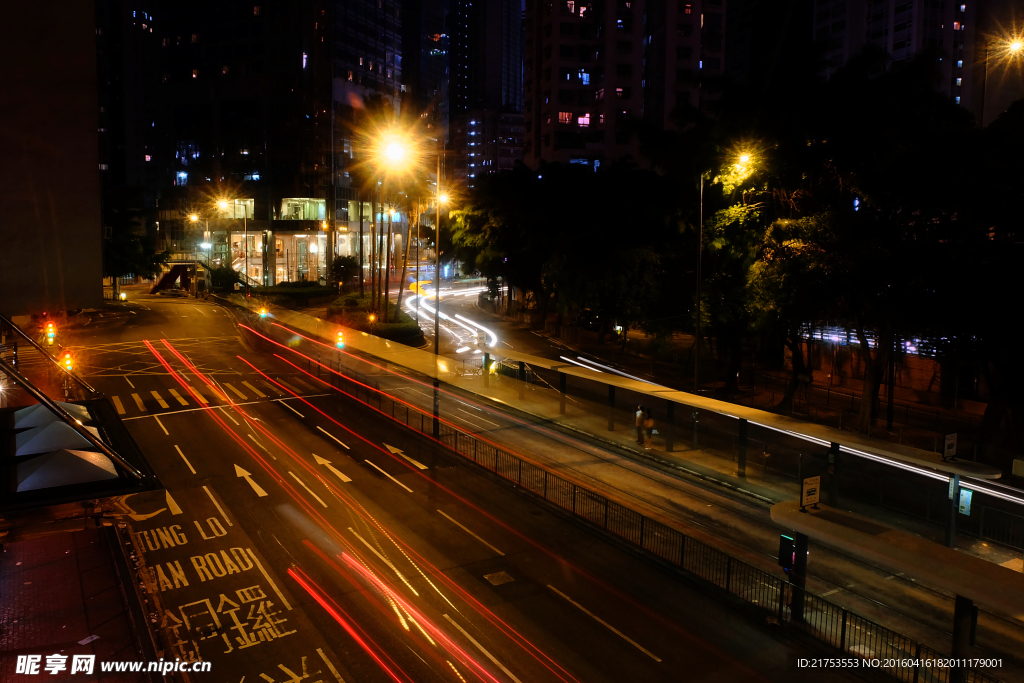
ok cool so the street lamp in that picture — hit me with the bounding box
[980,33,1024,126]
[695,150,755,393]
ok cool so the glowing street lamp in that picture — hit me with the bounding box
[980,32,1024,125]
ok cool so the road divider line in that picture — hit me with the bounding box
[438,510,504,556]
[317,426,350,449]
[278,400,305,418]
[203,485,235,525]
[456,407,500,428]
[124,376,135,389]
[547,585,661,662]
[248,548,291,610]
[248,433,276,460]
[168,388,189,406]
[151,390,170,409]
[111,396,126,415]
[174,445,196,474]
[364,460,413,493]
[131,393,147,412]
[442,614,522,683]
[153,415,169,435]
[224,382,248,400]
[288,471,328,507]
[242,380,267,398]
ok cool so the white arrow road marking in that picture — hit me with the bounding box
[317,426,350,449]
[364,460,413,493]
[384,443,427,470]
[234,465,268,498]
[166,490,183,515]
[313,454,352,482]
[288,471,328,507]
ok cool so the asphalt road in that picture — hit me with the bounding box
[59,291,866,683]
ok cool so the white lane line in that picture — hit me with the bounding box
[248,433,276,460]
[203,485,233,527]
[242,380,267,398]
[437,510,504,556]
[456,407,500,428]
[153,415,169,435]
[278,400,305,418]
[151,390,170,409]
[348,527,415,589]
[317,426,350,449]
[396,386,433,399]
[218,406,240,425]
[111,396,126,415]
[316,648,345,683]
[168,388,189,406]
[174,445,196,474]
[547,585,661,662]
[125,376,135,389]
[450,412,488,431]
[364,460,413,493]
[443,615,522,683]
[247,548,291,610]
[288,471,328,507]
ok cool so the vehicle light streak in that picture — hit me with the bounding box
[287,567,414,683]
[571,356,657,385]
[234,351,746,683]
[453,314,497,347]
[558,356,604,372]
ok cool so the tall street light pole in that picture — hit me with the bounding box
[694,171,705,393]
[433,150,447,438]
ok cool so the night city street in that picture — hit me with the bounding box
[4,1,1024,682]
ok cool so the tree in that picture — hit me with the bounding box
[329,255,360,290]
[102,208,168,295]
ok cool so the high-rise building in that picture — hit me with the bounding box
[401,0,450,142]
[450,0,525,185]
[523,0,726,168]
[1,2,104,314]
[813,0,979,113]
[153,0,406,285]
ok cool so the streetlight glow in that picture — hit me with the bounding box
[739,154,751,164]
[1011,39,1024,53]
[438,193,450,204]
[218,200,229,210]
[189,213,199,222]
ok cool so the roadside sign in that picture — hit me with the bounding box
[800,476,820,510]
[944,433,958,460]
[959,488,973,516]
[949,476,956,500]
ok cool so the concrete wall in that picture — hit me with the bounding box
[0,1,103,316]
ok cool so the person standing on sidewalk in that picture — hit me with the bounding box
[635,405,646,446]
[644,408,655,450]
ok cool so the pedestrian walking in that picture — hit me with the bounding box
[644,409,655,450]
[635,405,646,446]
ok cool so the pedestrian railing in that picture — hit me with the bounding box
[300,353,1004,683]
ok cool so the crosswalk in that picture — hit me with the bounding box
[107,375,323,418]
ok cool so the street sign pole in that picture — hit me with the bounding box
[945,473,960,548]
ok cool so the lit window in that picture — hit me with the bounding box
[578,113,590,127]
[960,4,965,11]
[145,155,151,161]
[599,114,605,123]
[360,57,364,65]
[303,52,308,68]
[579,69,590,84]
[222,65,230,75]
[953,21,960,30]
[347,70,353,81]
[566,0,574,11]
[191,33,198,43]
[254,5,261,15]
[617,19,623,28]
[955,96,961,104]
[957,60,963,67]
[192,69,198,78]
[558,111,572,124]
[595,88,604,101]
[956,77,962,86]
[615,87,624,97]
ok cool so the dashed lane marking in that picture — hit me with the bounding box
[151,390,170,409]
[317,426,350,449]
[288,471,328,507]
[364,460,413,493]
[174,445,196,474]
[168,388,189,406]
[242,381,267,398]
[224,382,248,400]
[111,396,126,415]
[131,393,147,412]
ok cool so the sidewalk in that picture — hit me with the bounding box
[0,528,148,682]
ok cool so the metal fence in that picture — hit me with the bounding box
[304,356,1003,683]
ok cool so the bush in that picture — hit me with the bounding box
[325,293,424,345]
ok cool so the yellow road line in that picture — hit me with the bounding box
[111,396,126,415]
[168,388,189,406]
[224,382,248,400]
[131,393,147,412]
[151,391,170,409]
[242,380,267,398]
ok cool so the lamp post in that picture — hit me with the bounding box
[980,36,1024,127]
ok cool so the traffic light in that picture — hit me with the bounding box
[63,352,74,372]
[778,534,795,571]
[46,322,56,345]
[259,308,268,318]
[336,331,345,349]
